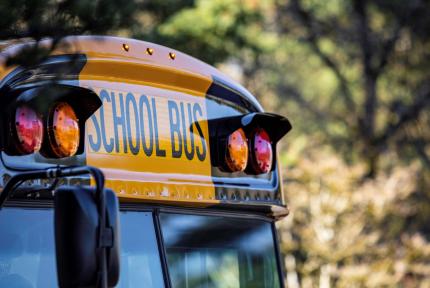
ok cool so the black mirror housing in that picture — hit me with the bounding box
[54,186,120,287]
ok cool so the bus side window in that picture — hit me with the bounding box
[160,213,281,288]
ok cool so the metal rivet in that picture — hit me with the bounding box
[169,52,176,60]
[122,44,130,52]
[146,48,154,55]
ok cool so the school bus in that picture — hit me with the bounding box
[0,36,291,288]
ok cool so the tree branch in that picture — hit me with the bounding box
[374,25,402,76]
[353,0,380,145]
[414,139,430,170]
[278,82,349,125]
[353,0,374,77]
[374,0,424,76]
[376,82,430,147]
[289,0,356,114]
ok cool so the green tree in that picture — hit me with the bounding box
[135,0,430,178]
[130,1,430,286]
[0,0,139,66]
[275,0,430,177]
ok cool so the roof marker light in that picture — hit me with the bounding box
[146,48,154,55]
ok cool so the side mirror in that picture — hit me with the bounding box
[54,186,120,287]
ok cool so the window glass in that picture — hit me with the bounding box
[117,211,164,288]
[160,213,281,288]
[0,208,56,288]
[0,208,164,288]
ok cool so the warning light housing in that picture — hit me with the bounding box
[225,128,248,172]
[208,112,291,176]
[1,84,101,158]
[44,102,80,158]
[12,105,43,155]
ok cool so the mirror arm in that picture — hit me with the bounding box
[0,165,110,288]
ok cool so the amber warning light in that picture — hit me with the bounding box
[225,128,248,172]
[45,102,80,158]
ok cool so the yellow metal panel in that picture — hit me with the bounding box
[80,61,217,204]
[79,57,212,96]
[0,36,237,205]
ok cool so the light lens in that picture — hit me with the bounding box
[251,128,273,174]
[225,128,248,172]
[14,106,43,154]
[48,102,80,157]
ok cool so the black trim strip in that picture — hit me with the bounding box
[153,208,172,288]
[272,223,286,288]
[158,206,274,222]
[206,76,262,113]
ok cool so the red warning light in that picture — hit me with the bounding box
[250,128,273,174]
[14,105,43,154]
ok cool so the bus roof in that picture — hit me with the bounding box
[0,36,289,219]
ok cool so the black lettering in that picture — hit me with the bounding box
[88,114,101,152]
[152,98,166,157]
[125,93,140,155]
[168,100,182,158]
[99,90,114,153]
[111,92,128,153]
[193,103,207,161]
[139,94,154,156]
[181,103,195,160]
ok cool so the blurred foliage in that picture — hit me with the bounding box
[279,144,430,287]
[129,0,430,177]
[1,0,430,286]
[132,0,430,286]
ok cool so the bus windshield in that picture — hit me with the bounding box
[160,213,281,288]
[0,208,282,288]
[0,208,164,288]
